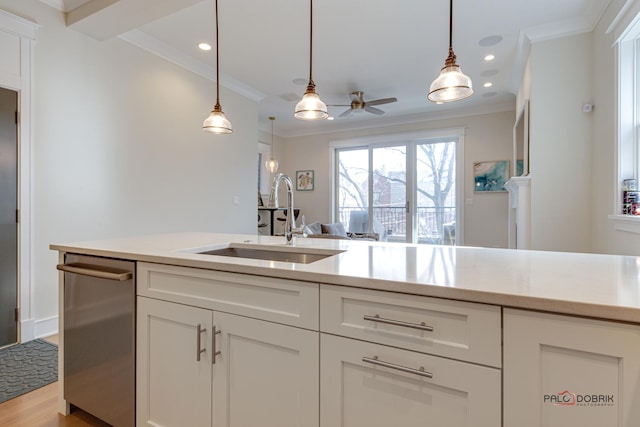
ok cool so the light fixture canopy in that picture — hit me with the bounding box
[428,0,473,103]
[294,0,328,120]
[265,116,279,173]
[203,0,233,134]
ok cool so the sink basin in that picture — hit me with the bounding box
[196,244,343,264]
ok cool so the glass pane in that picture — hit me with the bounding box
[373,146,406,242]
[336,149,369,233]
[416,140,457,245]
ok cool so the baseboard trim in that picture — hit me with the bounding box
[34,315,59,339]
[19,316,58,342]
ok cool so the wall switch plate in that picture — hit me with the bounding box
[232,196,240,206]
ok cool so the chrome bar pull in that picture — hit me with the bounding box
[196,324,207,362]
[57,263,133,281]
[362,355,433,379]
[212,326,222,365]
[363,314,434,332]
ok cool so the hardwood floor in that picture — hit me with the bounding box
[0,335,110,427]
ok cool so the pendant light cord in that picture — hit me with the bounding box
[448,0,453,50]
[270,117,274,157]
[309,0,314,83]
[215,0,221,108]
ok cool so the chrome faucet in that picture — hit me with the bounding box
[270,173,302,245]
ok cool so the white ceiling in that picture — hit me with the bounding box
[50,0,610,137]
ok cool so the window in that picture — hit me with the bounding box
[333,130,464,245]
[613,11,640,231]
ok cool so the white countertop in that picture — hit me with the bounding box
[51,232,640,323]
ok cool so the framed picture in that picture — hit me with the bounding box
[296,170,314,191]
[474,161,509,192]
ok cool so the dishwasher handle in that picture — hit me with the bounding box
[57,262,133,281]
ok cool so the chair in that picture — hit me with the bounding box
[348,211,387,241]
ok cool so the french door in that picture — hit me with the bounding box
[335,134,461,245]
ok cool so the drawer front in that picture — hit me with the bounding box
[321,285,501,367]
[137,262,319,330]
[321,334,501,427]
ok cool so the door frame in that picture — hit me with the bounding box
[331,128,465,245]
[0,10,37,342]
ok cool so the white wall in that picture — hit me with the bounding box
[529,33,593,253]
[0,1,258,335]
[279,110,515,248]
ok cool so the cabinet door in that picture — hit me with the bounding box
[137,297,213,427]
[321,334,501,427]
[212,312,319,427]
[504,308,640,427]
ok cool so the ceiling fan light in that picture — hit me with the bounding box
[294,88,328,120]
[428,63,473,103]
[203,106,233,134]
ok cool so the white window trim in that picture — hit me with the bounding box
[611,10,640,233]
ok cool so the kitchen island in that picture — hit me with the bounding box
[52,232,640,427]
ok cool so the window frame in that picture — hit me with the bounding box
[610,13,640,233]
[330,128,465,244]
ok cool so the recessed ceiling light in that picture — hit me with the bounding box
[478,35,503,47]
[481,69,499,77]
[484,54,495,61]
[198,43,211,51]
[483,82,493,88]
[327,116,335,121]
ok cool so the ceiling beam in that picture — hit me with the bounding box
[66,0,202,41]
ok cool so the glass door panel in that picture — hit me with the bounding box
[336,148,369,233]
[416,141,457,245]
[372,145,407,242]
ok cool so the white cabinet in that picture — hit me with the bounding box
[137,296,319,427]
[212,311,318,427]
[321,286,502,367]
[137,297,212,427]
[321,334,501,427]
[320,286,502,426]
[504,308,640,427]
[136,262,320,427]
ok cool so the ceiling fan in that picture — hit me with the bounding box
[329,91,397,117]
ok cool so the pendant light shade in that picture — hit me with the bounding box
[294,0,328,120]
[428,0,473,103]
[203,0,233,134]
[203,106,233,134]
[265,116,279,173]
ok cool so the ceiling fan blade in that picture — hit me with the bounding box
[327,104,350,107]
[366,97,397,106]
[339,109,353,117]
[365,106,385,115]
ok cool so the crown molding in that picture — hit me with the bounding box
[118,29,266,102]
[509,1,611,94]
[39,0,66,12]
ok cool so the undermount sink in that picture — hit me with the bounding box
[195,244,344,264]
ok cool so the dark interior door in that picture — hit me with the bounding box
[0,86,18,347]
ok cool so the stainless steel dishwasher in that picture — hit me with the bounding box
[58,254,135,427]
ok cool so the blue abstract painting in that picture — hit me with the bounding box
[474,161,509,192]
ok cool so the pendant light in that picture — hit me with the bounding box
[428,0,473,103]
[265,116,279,173]
[202,0,233,134]
[294,0,328,120]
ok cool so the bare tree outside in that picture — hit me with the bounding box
[336,140,456,244]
